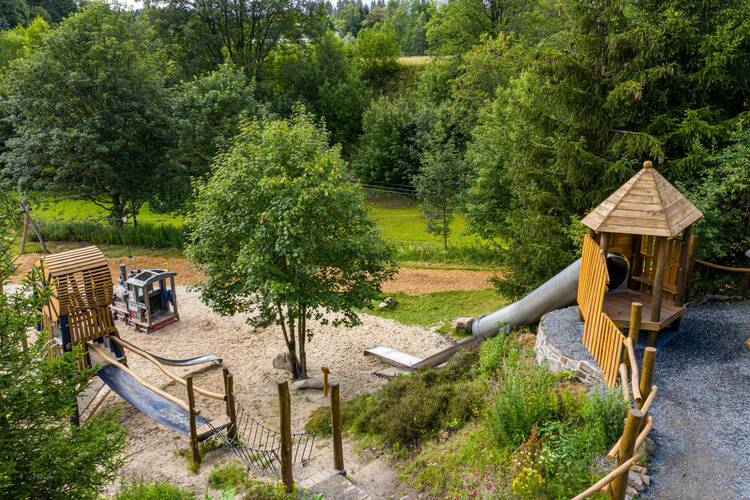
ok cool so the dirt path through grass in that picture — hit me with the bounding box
[13,250,498,294]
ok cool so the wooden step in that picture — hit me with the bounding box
[196,415,231,441]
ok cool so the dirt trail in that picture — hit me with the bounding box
[13,252,497,294]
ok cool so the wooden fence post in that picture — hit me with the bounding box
[223,368,237,440]
[610,408,643,500]
[650,237,669,325]
[277,380,294,493]
[321,367,330,397]
[330,382,345,474]
[625,302,641,376]
[638,347,656,410]
[186,376,200,466]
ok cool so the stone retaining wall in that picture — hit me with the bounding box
[534,312,604,386]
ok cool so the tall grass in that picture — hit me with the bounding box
[35,220,184,249]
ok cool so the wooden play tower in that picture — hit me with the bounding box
[580,160,703,343]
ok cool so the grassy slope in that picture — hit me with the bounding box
[365,289,503,334]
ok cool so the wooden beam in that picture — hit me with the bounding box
[331,382,345,474]
[638,347,656,410]
[610,408,643,500]
[277,380,294,492]
[186,376,200,467]
[600,232,611,255]
[650,237,669,323]
[626,302,641,377]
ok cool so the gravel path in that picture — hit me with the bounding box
[641,300,750,499]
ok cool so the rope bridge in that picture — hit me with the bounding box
[206,396,317,475]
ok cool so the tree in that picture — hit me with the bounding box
[1,3,177,227]
[167,0,329,83]
[415,138,469,250]
[467,0,750,295]
[27,0,77,23]
[186,111,396,379]
[0,16,49,68]
[164,63,263,211]
[355,27,399,84]
[0,192,127,499]
[0,0,29,29]
[353,94,436,187]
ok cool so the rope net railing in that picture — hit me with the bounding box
[206,396,316,476]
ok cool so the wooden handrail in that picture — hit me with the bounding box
[87,343,192,413]
[634,415,654,451]
[618,363,630,403]
[571,453,642,500]
[696,259,750,273]
[625,338,641,402]
[110,336,226,401]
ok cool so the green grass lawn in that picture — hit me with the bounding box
[365,288,505,334]
[31,193,501,268]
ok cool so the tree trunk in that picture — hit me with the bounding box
[443,209,448,250]
[280,306,300,379]
[112,194,125,229]
[131,202,138,229]
[297,306,307,378]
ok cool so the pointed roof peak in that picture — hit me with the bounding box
[581,162,703,238]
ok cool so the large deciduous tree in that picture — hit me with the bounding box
[0,192,127,499]
[1,3,176,227]
[186,111,396,379]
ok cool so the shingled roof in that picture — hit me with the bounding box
[581,161,703,237]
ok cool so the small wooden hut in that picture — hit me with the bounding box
[580,161,703,341]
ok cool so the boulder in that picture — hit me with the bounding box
[377,296,397,309]
[452,317,473,334]
[272,352,292,372]
[292,376,325,390]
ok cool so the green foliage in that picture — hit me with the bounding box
[1,3,176,225]
[355,27,400,84]
[186,110,396,378]
[263,30,366,150]
[0,16,50,68]
[0,0,29,29]
[491,359,558,446]
[167,63,262,210]
[36,220,184,249]
[27,0,77,24]
[115,479,194,500]
[353,94,436,187]
[208,461,298,499]
[0,191,127,499]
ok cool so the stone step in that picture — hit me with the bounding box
[298,468,371,499]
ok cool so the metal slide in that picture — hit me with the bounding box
[366,255,629,370]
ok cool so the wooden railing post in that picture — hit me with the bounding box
[610,408,643,500]
[650,237,669,324]
[321,367,330,397]
[277,380,294,493]
[638,347,656,410]
[186,376,200,466]
[223,368,237,440]
[625,302,641,376]
[330,382,345,474]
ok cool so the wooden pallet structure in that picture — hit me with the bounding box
[579,160,703,345]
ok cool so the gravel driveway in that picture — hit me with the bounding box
[641,300,750,499]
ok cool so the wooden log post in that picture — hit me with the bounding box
[610,408,643,500]
[626,302,642,376]
[321,367,330,397]
[650,237,669,324]
[600,232,611,255]
[629,235,643,290]
[675,226,693,307]
[277,380,294,493]
[638,347,656,411]
[330,382,345,474]
[223,368,237,440]
[186,376,200,467]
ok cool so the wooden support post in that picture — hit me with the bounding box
[599,232,611,255]
[630,235,643,290]
[675,226,693,307]
[277,380,294,493]
[610,408,643,500]
[625,302,641,377]
[330,382,345,475]
[638,347,656,410]
[650,237,669,323]
[321,367,330,397]
[186,376,200,467]
[223,368,237,440]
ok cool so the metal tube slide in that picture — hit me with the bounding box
[471,255,628,337]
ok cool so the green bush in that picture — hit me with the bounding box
[207,462,297,499]
[478,335,518,376]
[491,361,558,446]
[35,219,184,248]
[115,479,194,499]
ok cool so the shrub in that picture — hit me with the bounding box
[491,361,557,446]
[209,461,248,491]
[35,219,185,249]
[115,479,194,499]
[207,462,297,500]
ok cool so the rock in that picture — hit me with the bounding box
[626,486,638,497]
[630,464,647,474]
[292,376,325,390]
[377,296,397,309]
[629,470,644,491]
[272,352,292,371]
[641,473,651,486]
[452,317,473,334]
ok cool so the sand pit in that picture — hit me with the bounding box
[97,287,453,494]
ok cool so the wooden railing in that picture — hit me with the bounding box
[578,233,610,322]
[575,303,659,500]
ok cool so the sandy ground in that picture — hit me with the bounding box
[94,287,453,495]
[12,252,496,295]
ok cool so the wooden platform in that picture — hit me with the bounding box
[603,289,684,332]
